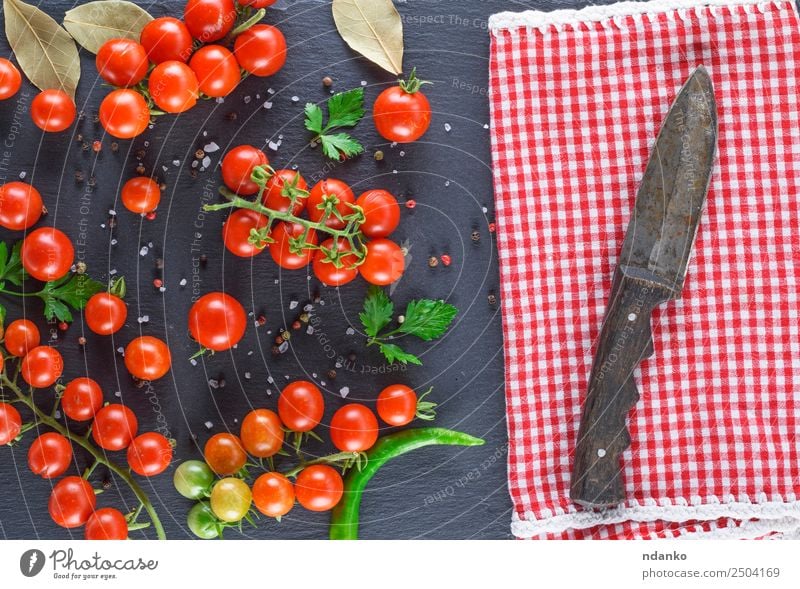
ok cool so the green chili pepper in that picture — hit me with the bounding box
[329,427,485,540]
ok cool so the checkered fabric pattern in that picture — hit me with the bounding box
[488,0,800,539]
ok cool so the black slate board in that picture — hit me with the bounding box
[0,0,583,540]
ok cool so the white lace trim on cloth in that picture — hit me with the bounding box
[489,0,785,33]
[512,500,800,539]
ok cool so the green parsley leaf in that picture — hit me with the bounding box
[378,343,422,366]
[38,274,105,322]
[320,133,365,160]
[398,299,459,341]
[361,287,459,366]
[304,88,365,161]
[359,285,394,338]
[326,88,365,128]
[304,103,323,134]
[0,241,28,286]
[0,242,7,278]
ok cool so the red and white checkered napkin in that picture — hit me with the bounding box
[488,0,800,539]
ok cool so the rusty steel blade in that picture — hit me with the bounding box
[618,67,717,295]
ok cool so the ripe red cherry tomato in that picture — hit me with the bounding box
[62,377,104,421]
[376,384,418,426]
[3,319,40,357]
[184,0,237,42]
[356,189,400,238]
[28,432,73,479]
[330,403,379,452]
[262,169,307,214]
[99,89,150,139]
[92,404,138,451]
[238,0,277,7]
[140,17,193,63]
[0,402,22,445]
[48,476,96,528]
[204,432,247,475]
[277,381,324,432]
[313,238,359,287]
[306,179,355,229]
[0,58,21,100]
[373,71,432,143]
[121,177,161,214]
[295,465,343,512]
[21,227,74,282]
[189,44,240,98]
[149,61,199,113]
[221,145,269,195]
[252,472,294,517]
[85,508,128,540]
[188,292,247,351]
[223,209,268,257]
[240,409,284,458]
[0,181,43,230]
[85,292,127,335]
[21,346,63,388]
[127,432,173,476]
[359,238,405,286]
[96,38,148,87]
[233,24,286,77]
[31,89,76,133]
[124,336,172,380]
[269,222,317,270]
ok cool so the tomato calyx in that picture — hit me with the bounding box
[415,387,438,421]
[116,501,157,533]
[398,67,432,95]
[108,276,127,298]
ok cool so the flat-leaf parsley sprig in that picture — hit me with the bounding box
[359,286,458,366]
[305,87,366,160]
[0,240,105,322]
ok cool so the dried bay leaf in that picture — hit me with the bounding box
[63,0,153,54]
[3,0,80,98]
[332,0,403,75]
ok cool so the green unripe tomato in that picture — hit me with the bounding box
[174,460,215,499]
[187,502,220,540]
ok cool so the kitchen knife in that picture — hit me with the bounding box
[570,67,718,509]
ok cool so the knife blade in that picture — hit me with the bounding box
[570,67,718,509]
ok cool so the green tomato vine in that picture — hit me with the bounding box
[0,366,166,540]
[204,164,369,269]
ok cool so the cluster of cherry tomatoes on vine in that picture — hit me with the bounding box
[218,144,407,287]
[0,0,286,138]
[0,317,173,540]
[173,379,435,538]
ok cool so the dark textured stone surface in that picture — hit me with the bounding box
[0,0,583,540]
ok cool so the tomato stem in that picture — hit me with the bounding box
[204,191,368,268]
[230,7,266,38]
[281,451,360,478]
[0,374,167,540]
[82,459,100,479]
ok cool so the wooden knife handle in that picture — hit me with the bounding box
[570,266,674,509]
